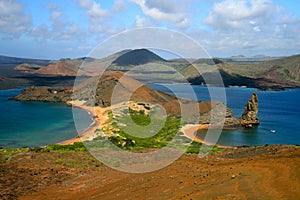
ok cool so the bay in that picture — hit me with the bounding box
[149,84,300,146]
[0,88,93,148]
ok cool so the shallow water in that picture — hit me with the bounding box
[0,88,93,148]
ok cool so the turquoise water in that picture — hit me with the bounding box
[1,85,300,148]
[149,84,300,146]
[0,88,93,148]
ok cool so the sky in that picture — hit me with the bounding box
[0,0,299,59]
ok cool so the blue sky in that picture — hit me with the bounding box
[0,0,299,59]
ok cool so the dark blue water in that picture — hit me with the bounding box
[0,88,93,148]
[149,84,300,146]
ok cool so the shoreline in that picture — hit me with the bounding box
[58,101,107,145]
[59,101,236,148]
[181,124,236,149]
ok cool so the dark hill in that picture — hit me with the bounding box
[187,69,259,87]
[187,68,300,90]
[193,58,223,65]
[112,49,166,66]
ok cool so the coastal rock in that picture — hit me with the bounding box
[11,86,72,102]
[240,91,260,127]
[199,102,240,128]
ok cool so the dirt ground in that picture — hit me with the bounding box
[1,145,299,200]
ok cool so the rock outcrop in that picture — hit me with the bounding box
[11,86,72,102]
[240,91,260,127]
[14,63,41,72]
[14,64,32,71]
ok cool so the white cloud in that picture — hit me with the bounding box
[31,24,50,38]
[77,0,108,20]
[112,0,127,12]
[50,11,63,21]
[253,26,261,32]
[177,18,190,29]
[87,2,108,18]
[0,0,31,37]
[76,0,126,36]
[130,0,190,28]
[193,0,300,57]
[134,15,148,28]
[30,3,85,42]
[204,0,281,31]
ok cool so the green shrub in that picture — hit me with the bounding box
[109,115,182,150]
[30,142,87,152]
[186,141,225,154]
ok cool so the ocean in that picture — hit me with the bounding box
[149,84,300,146]
[0,85,299,148]
[0,88,93,148]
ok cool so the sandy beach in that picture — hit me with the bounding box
[181,124,234,148]
[59,100,110,145]
[59,101,233,148]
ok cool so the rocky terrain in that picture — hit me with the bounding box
[0,145,299,200]
[10,86,73,102]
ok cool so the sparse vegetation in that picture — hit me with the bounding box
[0,147,30,162]
[32,142,87,152]
[108,112,182,150]
[0,142,87,162]
[186,141,225,154]
[128,108,151,126]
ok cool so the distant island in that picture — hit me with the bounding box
[0,49,300,90]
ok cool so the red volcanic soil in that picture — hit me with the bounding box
[14,65,32,71]
[32,62,79,76]
[1,145,299,200]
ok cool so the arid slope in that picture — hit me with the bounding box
[1,145,299,200]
